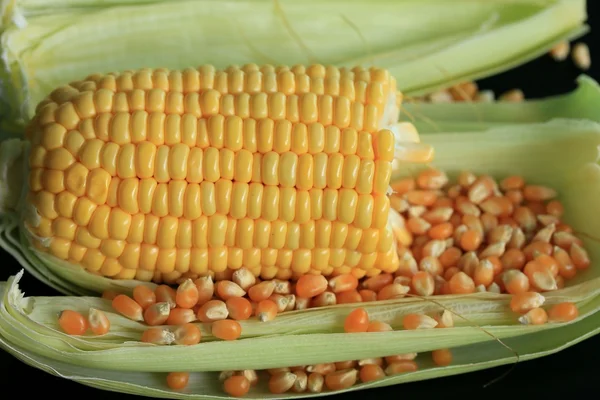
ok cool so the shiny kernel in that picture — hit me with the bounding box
[183,184,202,220]
[168,180,187,217]
[64,130,86,156]
[257,118,274,153]
[338,189,358,224]
[374,160,392,194]
[231,183,249,219]
[117,144,136,179]
[55,102,80,130]
[151,183,169,217]
[203,147,220,182]
[41,123,66,150]
[164,114,181,145]
[187,148,203,183]
[55,191,77,218]
[201,181,217,216]
[147,112,165,145]
[108,208,132,240]
[85,168,111,205]
[234,150,253,183]
[46,147,76,171]
[340,128,358,155]
[273,120,292,153]
[130,111,148,143]
[41,169,65,194]
[169,144,190,180]
[88,205,110,239]
[100,142,119,176]
[52,217,77,240]
[268,92,286,120]
[109,113,131,144]
[220,149,235,180]
[215,179,232,215]
[327,153,344,189]
[279,152,298,188]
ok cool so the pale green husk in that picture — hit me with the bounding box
[1,75,600,397]
[402,75,600,133]
[0,0,588,130]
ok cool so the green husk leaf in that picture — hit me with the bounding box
[402,75,600,133]
[0,271,599,399]
[0,0,588,125]
[1,306,598,400]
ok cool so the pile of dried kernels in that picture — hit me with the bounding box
[55,167,587,396]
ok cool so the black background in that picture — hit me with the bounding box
[2,2,600,398]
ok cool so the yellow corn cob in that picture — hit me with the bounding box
[23,64,429,284]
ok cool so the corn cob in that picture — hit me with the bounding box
[23,64,432,284]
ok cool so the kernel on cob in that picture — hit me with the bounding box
[22,63,433,286]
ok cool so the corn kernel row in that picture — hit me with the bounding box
[35,236,398,282]
[32,149,391,196]
[31,176,392,227]
[43,64,394,104]
[33,91,389,141]
[37,115,388,159]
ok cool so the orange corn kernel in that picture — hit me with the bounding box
[141,327,175,345]
[518,307,548,325]
[328,274,359,293]
[411,271,435,296]
[402,313,438,330]
[212,319,242,341]
[269,371,297,394]
[502,270,530,295]
[88,308,110,335]
[166,308,197,325]
[359,364,385,383]
[223,375,251,398]
[510,292,546,314]
[324,369,358,391]
[367,321,393,332]
[548,302,579,322]
[359,289,377,302]
[256,299,278,322]
[173,323,202,345]
[362,273,394,291]
[58,310,88,335]
[194,276,215,306]
[132,285,156,310]
[385,360,418,375]
[448,272,475,294]
[226,297,253,321]
[248,281,276,302]
[197,300,229,322]
[336,290,362,304]
[432,348,453,366]
[176,279,200,309]
[144,302,171,326]
[295,274,328,298]
[344,307,369,333]
[112,294,144,321]
[459,229,482,252]
[216,280,247,301]
[166,372,189,390]
[155,285,177,309]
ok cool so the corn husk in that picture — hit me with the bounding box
[0,0,588,131]
[403,75,600,133]
[1,74,600,397]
